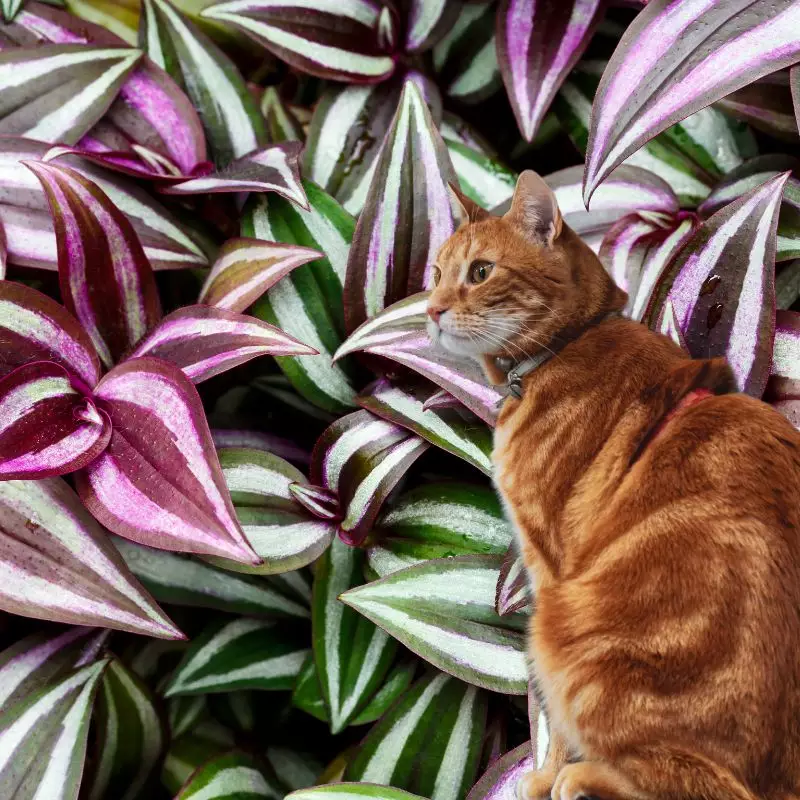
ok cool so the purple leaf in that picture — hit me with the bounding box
[599,210,699,320]
[422,388,462,411]
[791,65,800,136]
[335,294,503,426]
[311,409,429,546]
[0,361,111,480]
[405,0,460,53]
[24,159,162,369]
[77,357,260,564]
[345,79,456,333]
[0,280,100,386]
[289,483,341,521]
[584,0,800,203]
[201,0,396,84]
[0,476,182,637]
[644,173,788,397]
[466,742,534,800]
[161,143,308,208]
[129,305,317,384]
[495,544,529,617]
[199,237,322,313]
[658,299,691,354]
[44,144,183,182]
[497,0,605,141]
[211,429,311,465]
[768,310,800,428]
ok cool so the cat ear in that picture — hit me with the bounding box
[504,170,563,246]
[447,183,490,228]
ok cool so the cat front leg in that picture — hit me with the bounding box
[517,731,571,800]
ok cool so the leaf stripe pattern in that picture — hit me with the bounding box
[0,477,182,638]
[177,751,283,799]
[202,0,395,84]
[644,173,788,397]
[165,617,309,696]
[584,0,800,202]
[342,555,528,694]
[289,785,428,800]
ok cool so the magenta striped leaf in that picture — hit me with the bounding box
[311,410,429,546]
[161,143,308,208]
[77,357,260,564]
[289,483,341,521]
[466,743,536,800]
[495,545,529,617]
[0,361,111,479]
[405,0,459,52]
[644,173,788,397]
[599,211,699,321]
[43,144,184,182]
[0,477,182,637]
[129,305,316,384]
[792,65,800,136]
[335,294,503,426]
[0,280,100,386]
[768,310,800,428]
[659,298,690,353]
[344,79,456,333]
[211,429,311,466]
[0,137,209,272]
[199,238,322,313]
[584,0,800,203]
[25,159,162,369]
[201,0,396,84]
[422,388,462,411]
[496,0,605,142]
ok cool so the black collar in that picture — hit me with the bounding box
[494,311,621,403]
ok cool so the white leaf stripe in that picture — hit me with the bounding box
[288,784,428,800]
[220,446,305,504]
[178,752,281,799]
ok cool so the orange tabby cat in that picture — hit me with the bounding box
[427,171,800,800]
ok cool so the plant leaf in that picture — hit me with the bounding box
[0,627,108,711]
[497,0,604,142]
[129,304,316,384]
[432,1,501,105]
[342,555,528,694]
[466,742,535,800]
[0,137,208,271]
[350,658,417,726]
[792,65,800,136]
[644,172,788,396]
[0,274,100,387]
[405,0,457,53]
[165,617,309,696]
[313,537,397,733]
[368,483,513,579]
[77,357,259,564]
[89,657,165,800]
[312,410,429,546]
[112,535,310,618]
[139,0,265,167]
[304,72,441,216]
[211,429,310,465]
[0,44,140,144]
[25,159,161,368]
[260,86,305,144]
[584,0,800,202]
[495,545,529,617]
[335,293,502,426]
[161,721,236,796]
[344,671,487,800]
[201,0,395,84]
[0,477,181,637]
[290,786,428,800]
[345,78,456,333]
[219,445,306,507]
[1,0,24,22]
[0,361,111,479]
[162,142,308,208]
[244,184,358,414]
[199,237,322,313]
[177,750,282,799]
[358,379,493,475]
[445,138,516,211]
[0,660,108,800]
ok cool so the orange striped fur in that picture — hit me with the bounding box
[427,172,800,799]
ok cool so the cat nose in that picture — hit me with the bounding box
[427,304,448,324]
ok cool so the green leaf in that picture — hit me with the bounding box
[89,658,165,800]
[313,538,397,733]
[161,720,236,796]
[140,0,265,167]
[266,747,323,792]
[260,87,305,144]
[177,750,282,799]
[444,138,516,211]
[168,694,208,739]
[0,660,108,800]
[113,535,310,618]
[368,483,513,578]
[0,45,141,145]
[342,556,528,694]
[289,786,428,800]
[291,654,328,723]
[165,617,309,696]
[244,183,358,414]
[344,671,487,800]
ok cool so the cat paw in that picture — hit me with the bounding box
[551,761,638,800]
[551,765,594,800]
[517,769,557,800]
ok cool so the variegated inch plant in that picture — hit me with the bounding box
[0,0,799,798]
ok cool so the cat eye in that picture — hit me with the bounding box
[431,266,441,287]
[468,260,494,284]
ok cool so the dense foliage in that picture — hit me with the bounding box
[0,0,798,798]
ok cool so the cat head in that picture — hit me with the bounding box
[426,170,626,364]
